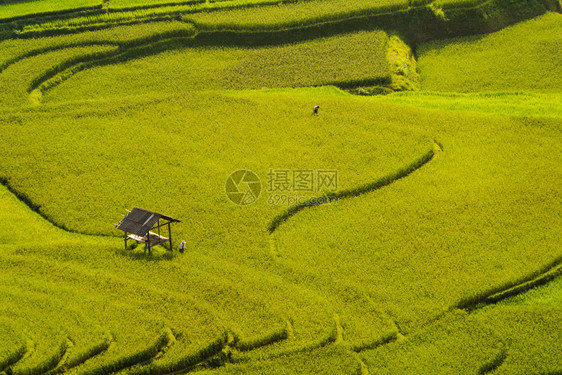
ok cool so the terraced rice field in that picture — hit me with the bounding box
[0,0,560,373]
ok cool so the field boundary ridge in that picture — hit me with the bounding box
[268,142,441,233]
[456,255,562,311]
[1,0,558,46]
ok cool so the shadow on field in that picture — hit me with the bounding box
[418,32,488,55]
[116,246,176,261]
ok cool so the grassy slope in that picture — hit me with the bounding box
[273,98,561,329]
[0,180,339,374]
[497,275,562,306]
[375,91,562,118]
[2,0,556,37]
[0,45,118,108]
[185,0,408,30]
[1,0,408,25]
[0,0,100,20]
[196,345,362,374]
[41,30,389,103]
[110,0,199,8]
[0,87,430,372]
[0,6,561,375]
[474,307,562,374]
[0,89,429,238]
[361,310,504,375]
[418,12,562,93]
[0,184,224,374]
[1,87,560,373]
[0,21,194,69]
[469,276,562,375]
[366,12,562,373]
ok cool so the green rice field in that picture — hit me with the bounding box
[0,0,560,373]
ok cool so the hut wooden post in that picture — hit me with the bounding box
[168,222,172,252]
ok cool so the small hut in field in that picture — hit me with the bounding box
[114,207,181,252]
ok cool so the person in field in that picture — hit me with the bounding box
[312,105,319,115]
[179,240,186,253]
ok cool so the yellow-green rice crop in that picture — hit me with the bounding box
[39,30,390,103]
[270,97,561,331]
[17,0,321,33]
[361,310,505,375]
[375,91,562,118]
[0,21,194,71]
[470,274,562,374]
[0,0,101,21]
[197,345,362,374]
[185,0,408,30]
[433,0,488,9]
[495,274,562,307]
[0,87,433,366]
[1,85,561,373]
[8,0,408,33]
[1,93,561,374]
[0,45,118,108]
[0,3,561,374]
[474,305,562,374]
[418,12,562,93]
[110,0,202,9]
